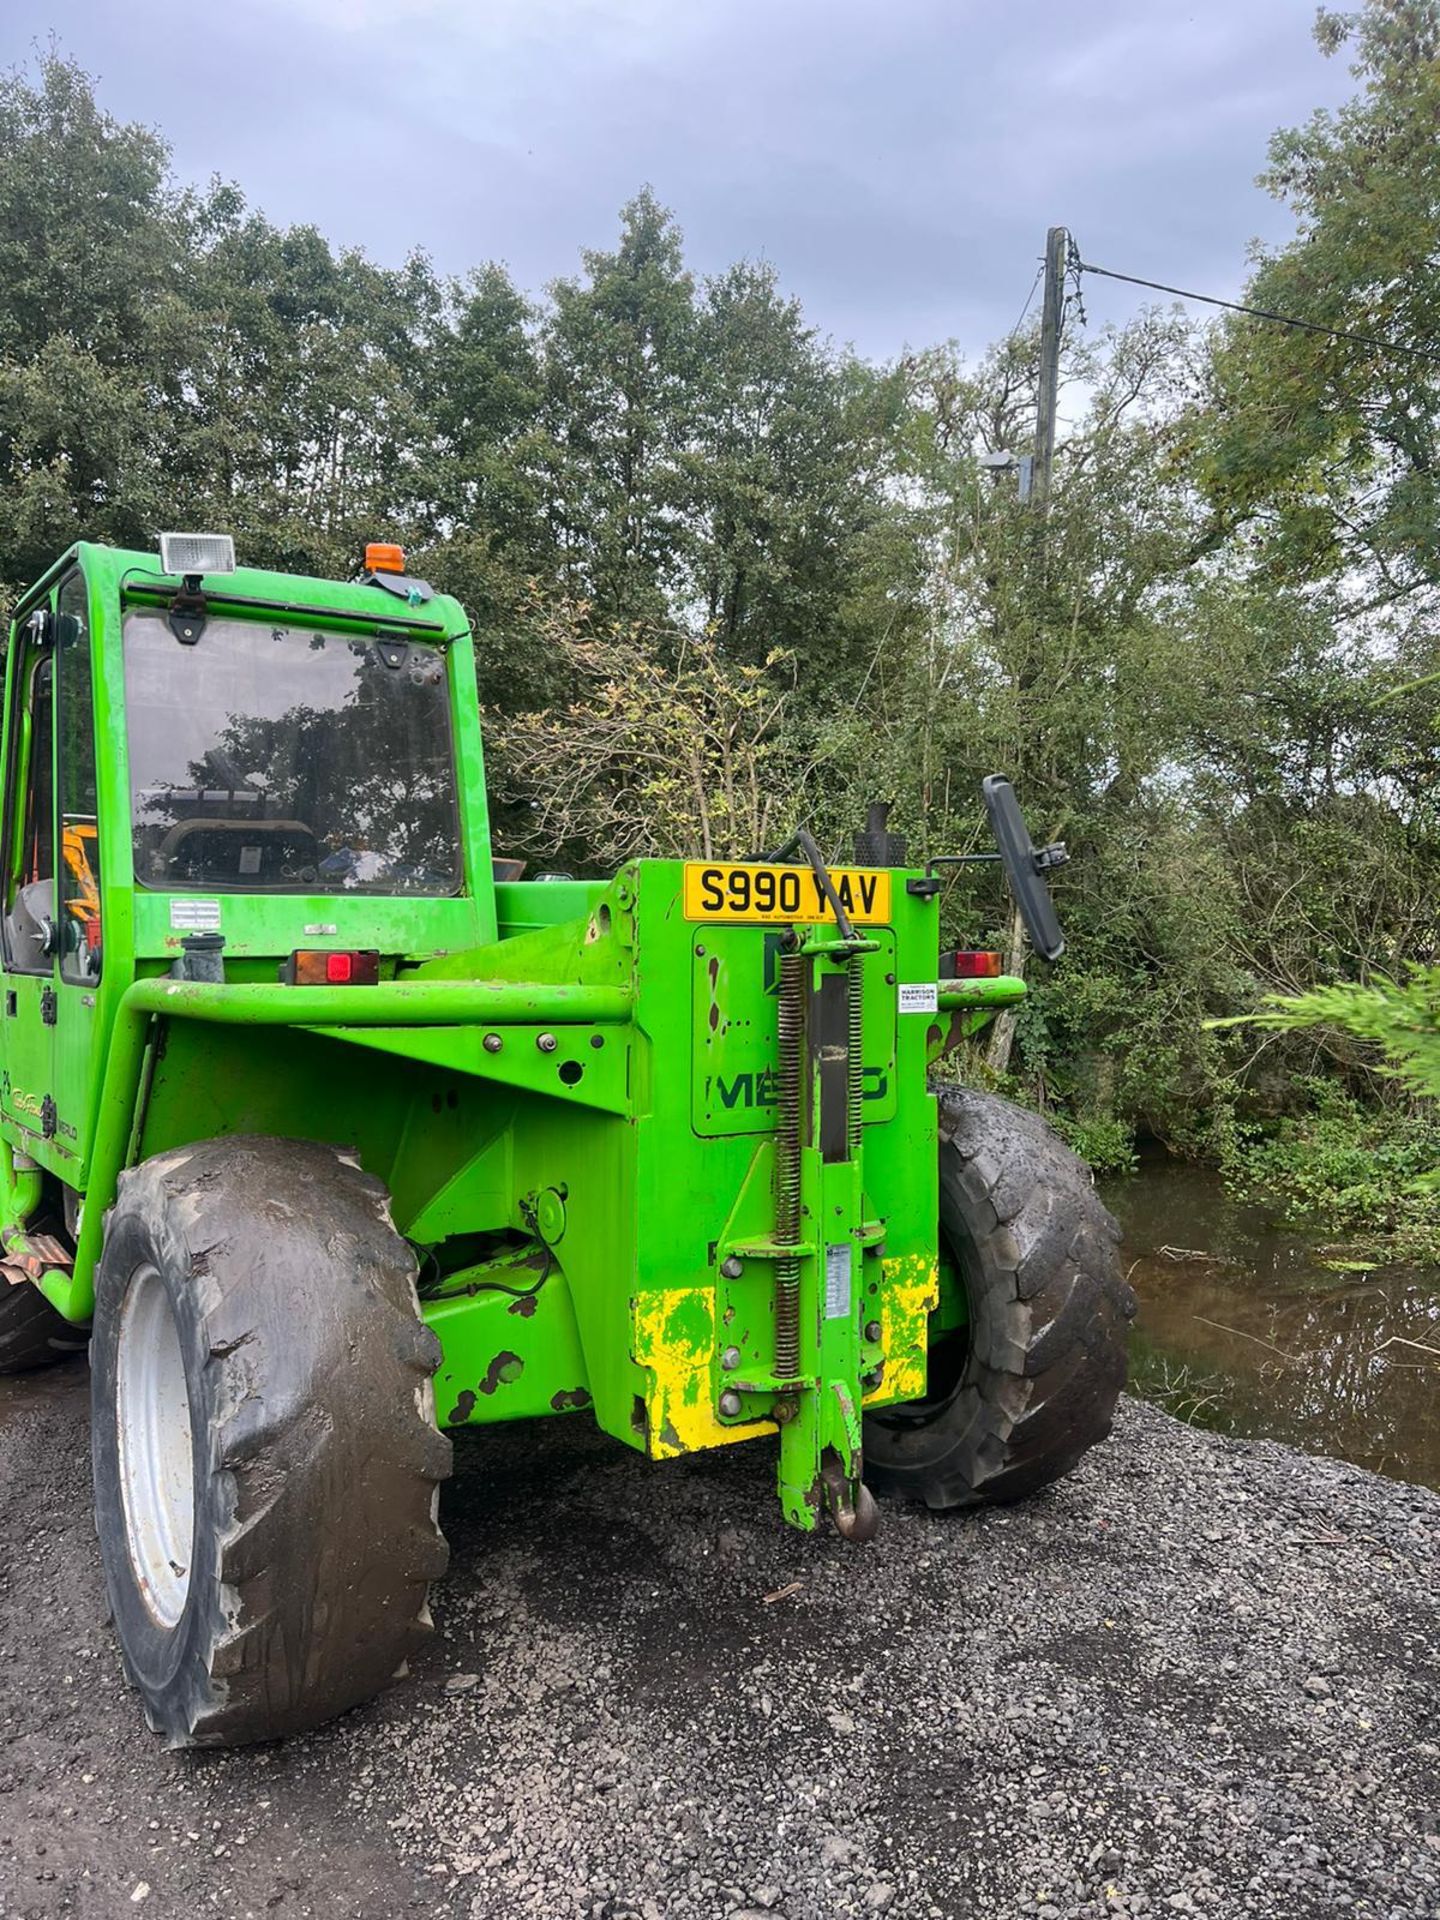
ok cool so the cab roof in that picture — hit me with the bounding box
[13,542,469,643]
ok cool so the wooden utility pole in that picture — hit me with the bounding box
[986,225,1068,1078]
[1031,225,1068,519]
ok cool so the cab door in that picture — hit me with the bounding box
[0,570,103,1186]
[52,569,103,1175]
[0,602,62,1167]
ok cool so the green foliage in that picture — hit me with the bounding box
[1196,0,1440,595]
[491,611,804,868]
[0,54,182,581]
[1224,1080,1440,1262]
[1239,968,1440,1104]
[1221,968,1440,1255]
[1046,1110,1138,1178]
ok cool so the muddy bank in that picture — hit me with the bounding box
[0,1361,1436,1920]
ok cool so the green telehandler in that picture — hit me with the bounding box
[0,534,1133,1747]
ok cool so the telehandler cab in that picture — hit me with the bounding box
[0,536,1133,1746]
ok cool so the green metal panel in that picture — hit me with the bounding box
[0,979,56,1164]
[494,879,607,939]
[426,1257,591,1427]
[690,925,898,1135]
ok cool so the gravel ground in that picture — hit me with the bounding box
[0,1361,1436,1920]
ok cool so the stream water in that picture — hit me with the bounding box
[1103,1156,1440,1492]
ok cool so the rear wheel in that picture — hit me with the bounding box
[0,1281,88,1375]
[91,1135,451,1747]
[864,1087,1135,1510]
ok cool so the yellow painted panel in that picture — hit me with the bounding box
[631,1286,770,1457]
[863,1252,939,1408]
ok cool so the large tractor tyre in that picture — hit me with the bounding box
[864,1086,1135,1511]
[90,1135,451,1748]
[0,1281,89,1375]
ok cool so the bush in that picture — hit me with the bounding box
[1048,1111,1138,1177]
[1224,1080,1440,1263]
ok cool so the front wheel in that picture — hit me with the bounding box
[91,1135,451,1747]
[864,1087,1135,1511]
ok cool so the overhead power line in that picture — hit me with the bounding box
[1074,254,1440,371]
[1005,262,1044,343]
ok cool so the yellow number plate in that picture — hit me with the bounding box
[682,862,892,925]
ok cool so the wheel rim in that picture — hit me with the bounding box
[116,1264,195,1628]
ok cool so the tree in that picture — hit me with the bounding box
[165,200,440,577]
[0,51,177,370]
[681,262,908,685]
[1197,0,1440,604]
[417,265,544,561]
[537,190,697,622]
[0,52,186,588]
[492,604,802,869]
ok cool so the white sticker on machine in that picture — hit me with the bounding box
[169,899,221,932]
[824,1242,853,1319]
[897,982,938,1015]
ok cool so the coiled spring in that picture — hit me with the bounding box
[846,948,865,1161]
[774,946,806,1379]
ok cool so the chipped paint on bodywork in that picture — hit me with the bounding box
[925,976,1028,1067]
[863,1252,938,1407]
[631,1286,770,1457]
[478,1350,524,1394]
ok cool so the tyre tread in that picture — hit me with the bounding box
[865,1086,1135,1511]
[93,1135,450,1748]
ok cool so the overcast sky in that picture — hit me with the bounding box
[5,0,1354,362]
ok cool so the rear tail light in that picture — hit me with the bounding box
[941,950,1002,979]
[284,949,381,986]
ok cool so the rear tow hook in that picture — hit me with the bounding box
[821,1453,880,1543]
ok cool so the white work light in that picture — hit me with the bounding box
[159,533,236,577]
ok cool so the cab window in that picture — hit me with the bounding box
[57,574,101,982]
[3,635,56,976]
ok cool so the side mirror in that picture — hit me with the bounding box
[981,775,1068,963]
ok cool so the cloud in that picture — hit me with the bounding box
[3,0,1356,360]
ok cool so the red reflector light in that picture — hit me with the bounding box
[285,949,381,986]
[950,950,1002,978]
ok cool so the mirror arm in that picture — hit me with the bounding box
[906,852,1000,900]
